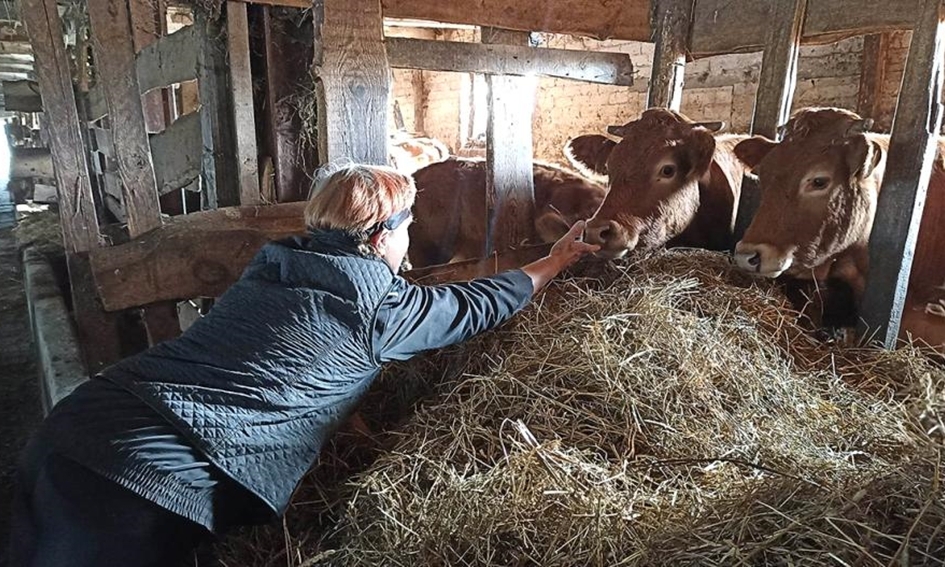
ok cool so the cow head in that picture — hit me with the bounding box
[733,107,884,278]
[565,108,725,258]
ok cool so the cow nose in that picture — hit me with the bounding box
[746,252,761,267]
[584,221,616,246]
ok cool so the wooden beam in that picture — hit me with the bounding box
[90,199,551,310]
[647,0,694,110]
[23,0,123,371]
[238,0,652,43]
[385,37,634,86]
[196,9,239,208]
[150,111,202,195]
[226,1,260,205]
[88,0,164,236]
[314,0,390,165]
[129,0,171,135]
[858,0,945,349]
[91,203,308,311]
[857,33,891,121]
[0,41,31,55]
[733,0,807,243]
[136,26,198,94]
[483,27,536,255]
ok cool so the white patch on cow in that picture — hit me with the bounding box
[926,299,945,319]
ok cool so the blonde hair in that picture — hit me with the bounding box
[304,164,416,236]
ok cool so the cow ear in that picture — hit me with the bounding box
[564,135,616,177]
[734,136,778,170]
[844,135,884,179]
[686,128,716,178]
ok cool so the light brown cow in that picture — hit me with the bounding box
[732,107,945,350]
[389,134,451,174]
[565,108,749,258]
[408,157,607,268]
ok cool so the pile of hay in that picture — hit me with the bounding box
[12,207,64,260]
[217,249,945,567]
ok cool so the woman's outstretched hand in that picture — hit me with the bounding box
[522,220,601,293]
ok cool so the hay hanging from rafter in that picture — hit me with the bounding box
[216,249,945,567]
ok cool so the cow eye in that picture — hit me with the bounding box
[659,164,676,178]
[810,177,830,190]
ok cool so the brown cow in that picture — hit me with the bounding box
[565,108,748,258]
[732,107,945,350]
[407,157,607,268]
[389,134,451,174]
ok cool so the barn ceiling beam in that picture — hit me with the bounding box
[858,0,945,349]
[386,37,634,86]
[236,0,920,58]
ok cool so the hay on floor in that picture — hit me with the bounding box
[217,249,945,567]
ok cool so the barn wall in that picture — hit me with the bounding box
[394,29,912,166]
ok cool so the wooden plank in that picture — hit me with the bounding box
[1,79,41,112]
[88,0,164,236]
[483,27,535,255]
[90,203,309,310]
[90,199,551,310]
[150,111,202,195]
[690,0,917,58]
[23,0,123,371]
[196,10,239,208]
[0,41,32,55]
[733,0,807,243]
[314,0,390,165]
[226,1,260,205]
[136,26,198,95]
[647,0,694,110]
[858,0,945,349]
[22,0,100,253]
[857,33,890,121]
[385,37,634,86]
[238,0,652,42]
[129,0,170,134]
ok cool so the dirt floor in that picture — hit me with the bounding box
[0,227,44,560]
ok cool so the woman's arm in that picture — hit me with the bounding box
[373,221,599,362]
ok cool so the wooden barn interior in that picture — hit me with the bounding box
[1,0,945,564]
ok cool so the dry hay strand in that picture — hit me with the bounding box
[12,208,64,260]
[218,249,945,567]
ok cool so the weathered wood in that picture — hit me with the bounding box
[734,0,808,243]
[647,0,694,110]
[314,0,390,165]
[1,79,41,111]
[91,203,308,310]
[129,0,169,134]
[859,0,945,349]
[23,0,123,370]
[90,199,550,310]
[385,37,634,86]
[22,0,99,253]
[136,25,197,95]
[0,0,18,20]
[88,0,164,236]
[227,1,260,205]
[150,111,202,195]
[690,0,918,58]
[483,27,536,255]
[857,33,891,121]
[196,10,239,208]
[0,41,32,55]
[10,147,53,178]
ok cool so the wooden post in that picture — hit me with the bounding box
[313,0,390,165]
[226,1,260,205]
[647,0,694,110]
[128,0,168,133]
[196,9,239,208]
[482,27,536,255]
[89,0,181,345]
[733,0,808,242]
[856,33,891,122]
[22,0,123,372]
[858,0,945,349]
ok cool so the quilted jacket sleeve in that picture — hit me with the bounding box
[372,270,534,362]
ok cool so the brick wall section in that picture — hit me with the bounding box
[396,29,913,165]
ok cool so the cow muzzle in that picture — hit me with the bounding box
[584,219,638,259]
[733,242,794,278]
